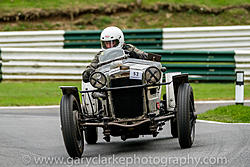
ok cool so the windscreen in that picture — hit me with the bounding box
[99,48,125,63]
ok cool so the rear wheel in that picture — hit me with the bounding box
[176,83,196,148]
[163,93,178,138]
[85,127,98,144]
[170,118,178,138]
[60,94,84,158]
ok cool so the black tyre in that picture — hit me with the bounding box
[170,118,178,138]
[85,127,98,144]
[60,94,84,158]
[176,83,196,148]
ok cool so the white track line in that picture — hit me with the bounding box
[195,100,250,104]
[0,105,59,109]
[197,120,250,125]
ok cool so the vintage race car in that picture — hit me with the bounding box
[59,48,196,158]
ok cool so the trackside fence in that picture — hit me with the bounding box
[64,29,163,49]
[0,48,99,81]
[1,48,248,82]
[64,26,250,50]
[145,50,236,81]
[162,26,250,51]
[235,50,250,81]
[0,30,64,48]
[1,25,250,82]
[1,25,250,50]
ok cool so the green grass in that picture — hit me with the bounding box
[0,81,250,106]
[191,83,250,101]
[143,0,250,6]
[161,83,250,101]
[1,8,250,31]
[1,0,249,10]
[1,0,250,31]
[0,81,81,106]
[198,105,250,123]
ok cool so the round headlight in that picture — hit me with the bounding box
[145,66,161,83]
[89,72,107,89]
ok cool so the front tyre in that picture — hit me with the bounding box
[60,94,84,158]
[176,83,196,148]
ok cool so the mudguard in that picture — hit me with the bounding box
[165,73,188,111]
[81,82,98,115]
[60,86,82,113]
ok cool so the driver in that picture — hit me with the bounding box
[82,26,149,83]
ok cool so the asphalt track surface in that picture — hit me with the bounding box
[0,101,250,167]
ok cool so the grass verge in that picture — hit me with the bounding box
[161,83,250,101]
[0,81,250,106]
[1,1,250,31]
[1,0,250,10]
[198,105,250,123]
[0,81,81,106]
[1,8,250,31]
[191,83,250,101]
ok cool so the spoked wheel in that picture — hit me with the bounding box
[176,83,196,148]
[60,94,84,158]
[85,127,98,144]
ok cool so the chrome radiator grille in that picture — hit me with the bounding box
[110,78,144,118]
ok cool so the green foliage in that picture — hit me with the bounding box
[1,0,250,30]
[95,16,112,29]
[191,83,236,100]
[3,23,29,31]
[1,0,250,10]
[198,105,250,123]
[162,83,250,101]
[0,81,81,106]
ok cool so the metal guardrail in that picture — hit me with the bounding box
[145,50,236,81]
[235,50,250,81]
[162,26,250,51]
[1,26,250,50]
[64,29,163,49]
[0,26,249,81]
[64,25,250,50]
[0,48,242,82]
[0,30,64,48]
[0,48,99,81]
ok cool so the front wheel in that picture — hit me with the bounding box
[60,94,84,158]
[176,83,196,148]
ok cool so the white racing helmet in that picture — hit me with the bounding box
[100,26,124,50]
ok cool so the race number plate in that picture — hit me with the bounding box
[130,70,142,80]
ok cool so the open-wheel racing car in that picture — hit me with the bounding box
[59,48,197,158]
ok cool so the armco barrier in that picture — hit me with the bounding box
[64,29,163,49]
[0,48,241,82]
[0,30,64,48]
[235,50,250,81]
[162,26,250,51]
[64,25,250,50]
[146,50,236,81]
[0,48,99,80]
[1,25,250,50]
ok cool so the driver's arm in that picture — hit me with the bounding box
[82,51,101,83]
[123,44,149,60]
